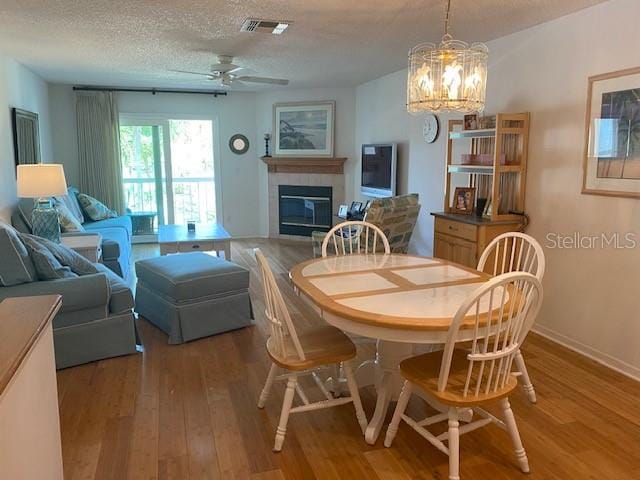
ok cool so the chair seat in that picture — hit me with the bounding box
[400,348,518,406]
[267,324,356,371]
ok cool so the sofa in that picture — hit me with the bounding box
[312,193,422,256]
[12,187,132,280]
[0,222,138,369]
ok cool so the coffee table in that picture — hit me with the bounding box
[158,223,232,259]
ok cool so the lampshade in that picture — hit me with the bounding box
[406,0,488,114]
[17,164,68,198]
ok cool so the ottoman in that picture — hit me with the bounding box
[135,252,253,344]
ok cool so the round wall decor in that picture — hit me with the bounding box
[229,134,249,154]
[423,114,439,143]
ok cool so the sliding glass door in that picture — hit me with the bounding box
[119,116,218,238]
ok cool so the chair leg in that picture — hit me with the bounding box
[515,350,537,403]
[258,363,278,409]
[343,362,368,434]
[448,407,460,480]
[384,380,412,447]
[274,376,297,452]
[500,398,530,473]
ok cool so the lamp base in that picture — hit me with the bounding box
[32,198,61,243]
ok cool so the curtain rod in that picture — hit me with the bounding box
[72,86,228,97]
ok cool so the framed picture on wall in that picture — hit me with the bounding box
[273,101,335,157]
[582,66,640,198]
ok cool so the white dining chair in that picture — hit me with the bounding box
[321,220,391,257]
[477,232,545,403]
[254,248,368,451]
[384,272,543,480]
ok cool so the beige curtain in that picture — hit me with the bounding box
[76,92,125,214]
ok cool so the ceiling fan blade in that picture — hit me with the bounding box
[236,76,289,85]
[169,69,215,77]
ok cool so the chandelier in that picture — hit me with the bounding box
[406,0,488,114]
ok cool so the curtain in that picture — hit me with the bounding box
[76,92,125,214]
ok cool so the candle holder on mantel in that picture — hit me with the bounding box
[264,133,271,157]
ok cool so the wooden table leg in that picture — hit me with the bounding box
[224,240,231,260]
[365,341,413,445]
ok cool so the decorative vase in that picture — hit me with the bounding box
[32,198,61,242]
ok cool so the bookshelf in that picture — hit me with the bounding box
[444,112,530,222]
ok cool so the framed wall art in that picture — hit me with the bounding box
[582,66,640,198]
[273,101,335,157]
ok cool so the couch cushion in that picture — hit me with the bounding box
[94,263,134,314]
[0,222,36,286]
[55,201,85,233]
[54,187,85,224]
[14,198,36,231]
[30,235,99,276]
[136,252,249,302]
[83,215,132,238]
[77,193,118,221]
[19,233,77,280]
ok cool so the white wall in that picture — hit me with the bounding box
[48,86,260,237]
[354,0,640,378]
[255,87,356,236]
[0,56,52,221]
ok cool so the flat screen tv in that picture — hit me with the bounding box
[360,143,397,198]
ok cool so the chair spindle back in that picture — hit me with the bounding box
[438,272,543,398]
[321,220,390,257]
[477,232,545,281]
[254,248,305,361]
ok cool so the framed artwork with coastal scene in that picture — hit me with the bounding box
[583,66,640,198]
[273,101,335,157]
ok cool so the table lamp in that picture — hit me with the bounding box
[17,164,68,242]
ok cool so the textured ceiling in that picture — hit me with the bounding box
[0,0,607,91]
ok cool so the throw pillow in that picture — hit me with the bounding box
[19,233,77,280]
[77,193,117,221]
[0,222,36,286]
[55,201,85,232]
[26,234,99,276]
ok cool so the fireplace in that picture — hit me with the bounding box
[278,185,332,236]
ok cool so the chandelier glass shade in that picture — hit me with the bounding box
[406,1,489,114]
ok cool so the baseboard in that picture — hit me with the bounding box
[532,324,640,382]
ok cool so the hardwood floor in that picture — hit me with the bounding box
[57,238,640,479]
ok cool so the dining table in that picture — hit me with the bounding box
[289,253,493,445]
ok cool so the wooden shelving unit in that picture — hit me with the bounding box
[444,112,530,222]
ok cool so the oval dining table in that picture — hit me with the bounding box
[289,253,493,445]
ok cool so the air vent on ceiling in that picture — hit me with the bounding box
[240,18,291,35]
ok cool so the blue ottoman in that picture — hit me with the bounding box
[135,252,253,344]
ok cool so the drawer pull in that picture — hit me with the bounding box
[192,245,201,249]
[448,225,458,231]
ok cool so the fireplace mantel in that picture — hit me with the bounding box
[261,156,347,174]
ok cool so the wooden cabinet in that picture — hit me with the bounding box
[432,213,523,268]
[0,296,63,480]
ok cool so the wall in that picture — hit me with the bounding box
[0,56,52,221]
[354,0,640,378]
[255,87,356,236]
[48,86,259,237]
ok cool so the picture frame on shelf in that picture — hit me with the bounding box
[273,101,335,157]
[451,187,476,215]
[478,115,496,129]
[582,66,640,199]
[463,114,478,130]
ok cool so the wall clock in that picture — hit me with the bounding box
[422,114,439,143]
[229,134,249,154]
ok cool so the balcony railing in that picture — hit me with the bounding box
[123,177,216,233]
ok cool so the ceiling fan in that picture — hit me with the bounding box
[171,55,289,87]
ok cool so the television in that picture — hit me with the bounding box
[360,143,397,198]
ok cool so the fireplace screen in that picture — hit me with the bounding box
[279,185,332,236]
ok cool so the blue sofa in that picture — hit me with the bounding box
[0,221,138,369]
[12,187,132,280]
